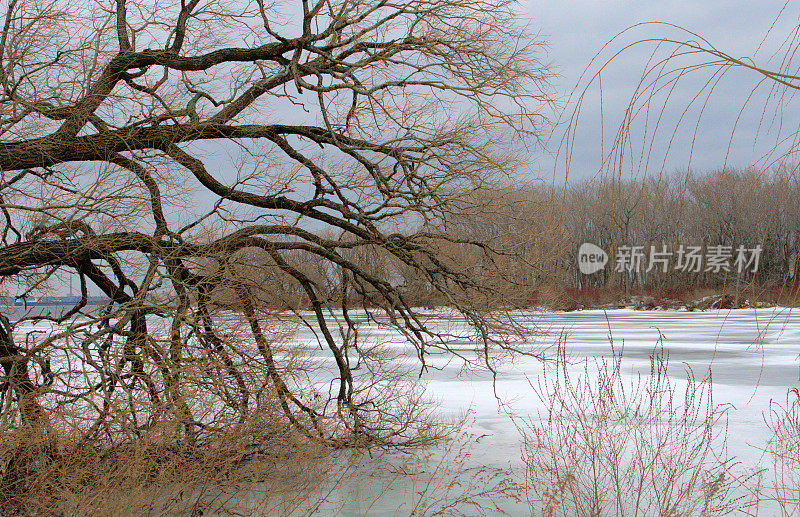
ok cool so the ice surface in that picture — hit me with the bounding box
[290,308,800,514]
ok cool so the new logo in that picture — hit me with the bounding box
[577,243,608,274]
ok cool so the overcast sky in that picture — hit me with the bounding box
[525,0,800,183]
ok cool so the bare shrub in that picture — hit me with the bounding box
[521,345,738,516]
[750,388,800,515]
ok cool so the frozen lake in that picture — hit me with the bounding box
[288,308,800,514]
[435,309,800,464]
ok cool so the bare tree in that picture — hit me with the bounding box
[0,0,552,465]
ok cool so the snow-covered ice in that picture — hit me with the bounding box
[290,307,800,514]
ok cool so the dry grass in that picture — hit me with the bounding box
[521,344,739,516]
[0,414,527,516]
[0,387,344,515]
[747,389,800,515]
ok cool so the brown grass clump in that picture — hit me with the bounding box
[0,388,344,515]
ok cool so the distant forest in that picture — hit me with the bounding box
[207,166,800,310]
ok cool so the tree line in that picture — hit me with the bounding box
[252,165,800,309]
